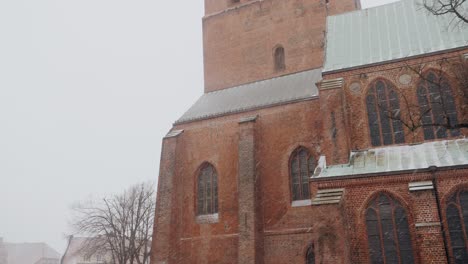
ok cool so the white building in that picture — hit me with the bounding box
[61,237,109,264]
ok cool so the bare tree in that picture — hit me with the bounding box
[70,182,155,264]
[381,57,467,140]
[422,0,468,24]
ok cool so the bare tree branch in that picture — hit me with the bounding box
[70,182,155,264]
[422,0,468,24]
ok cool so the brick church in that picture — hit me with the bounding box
[151,0,468,263]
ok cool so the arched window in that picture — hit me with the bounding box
[365,193,414,264]
[197,163,218,215]
[446,189,468,263]
[274,46,285,71]
[290,147,314,201]
[306,244,315,264]
[366,79,405,146]
[417,71,460,140]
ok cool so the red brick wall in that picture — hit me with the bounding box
[323,49,468,150]
[202,0,357,92]
[315,169,468,264]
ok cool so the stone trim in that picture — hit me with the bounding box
[409,181,434,192]
[263,227,314,236]
[311,188,344,205]
[318,78,344,90]
[180,233,238,241]
[463,53,468,61]
[164,129,184,138]
[239,115,258,124]
[415,222,441,228]
[291,199,312,207]
[195,213,219,224]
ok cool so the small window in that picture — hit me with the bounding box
[197,163,218,215]
[274,46,285,71]
[417,71,460,140]
[366,79,405,146]
[290,147,314,201]
[306,244,315,264]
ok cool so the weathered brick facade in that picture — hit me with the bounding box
[151,0,468,263]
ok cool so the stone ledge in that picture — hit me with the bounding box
[292,199,312,207]
[311,188,344,205]
[409,181,434,192]
[318,78,344,90]
[239,115,258,124]
[196,213,219,224]
[415,222,441,228]
[164,129,184,139]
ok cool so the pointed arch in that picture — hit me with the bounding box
[306,244,315,264]
[417,70,460,140]
[196,162,218,215]
[365,78,405,146]
[365,192,415,264]
[445,188,468,263]
[289,147,314,201]
[274,45,285,71]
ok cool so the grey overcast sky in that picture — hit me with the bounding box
[0,0,397,254]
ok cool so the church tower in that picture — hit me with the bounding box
[202,0,360,92]
[152,0,468,262]
[152,1,360,264]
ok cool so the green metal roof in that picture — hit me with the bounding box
[315,138,468,179]
[323,0,468,73]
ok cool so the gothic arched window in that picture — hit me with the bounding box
[417,71,460,140]
[274,46,285,71]
[365,193,414,264]
[197,163,218,215]
[446,189,468,263]
[290,147,314,201]
[366,79,405,146]
[306,244,315,264]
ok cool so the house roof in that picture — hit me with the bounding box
[4,242,60,264]
[175,69,321,124]
[316,138,468,179]
[323,0,468,73]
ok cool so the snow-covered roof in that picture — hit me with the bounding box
[315,138,468,179]
[175,68,321,124]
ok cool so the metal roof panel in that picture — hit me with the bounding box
[323,0,468,72]
[316,138,468,179]
[175,68,322,124]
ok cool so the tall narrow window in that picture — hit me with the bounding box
[365,193,414,264]
[446,189,468,263]
[197,163,218,215]
[290,147,314,201]
[366,79,405,146]
[306,244,315,264]
[417,71,460,140]
[274,46,285,71]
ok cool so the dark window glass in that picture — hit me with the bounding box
[446,190,468,263]
[274,46,285,71]
[306,245,315,264]
[366,80,405,146]
[365,193,414,264]
[290,147,314,201]
[417,71,460,140]
[197,163,218,215]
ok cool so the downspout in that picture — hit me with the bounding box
[430,166,450,263]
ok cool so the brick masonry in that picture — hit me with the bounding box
[202,0,358,92]
[150,0,468,263]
